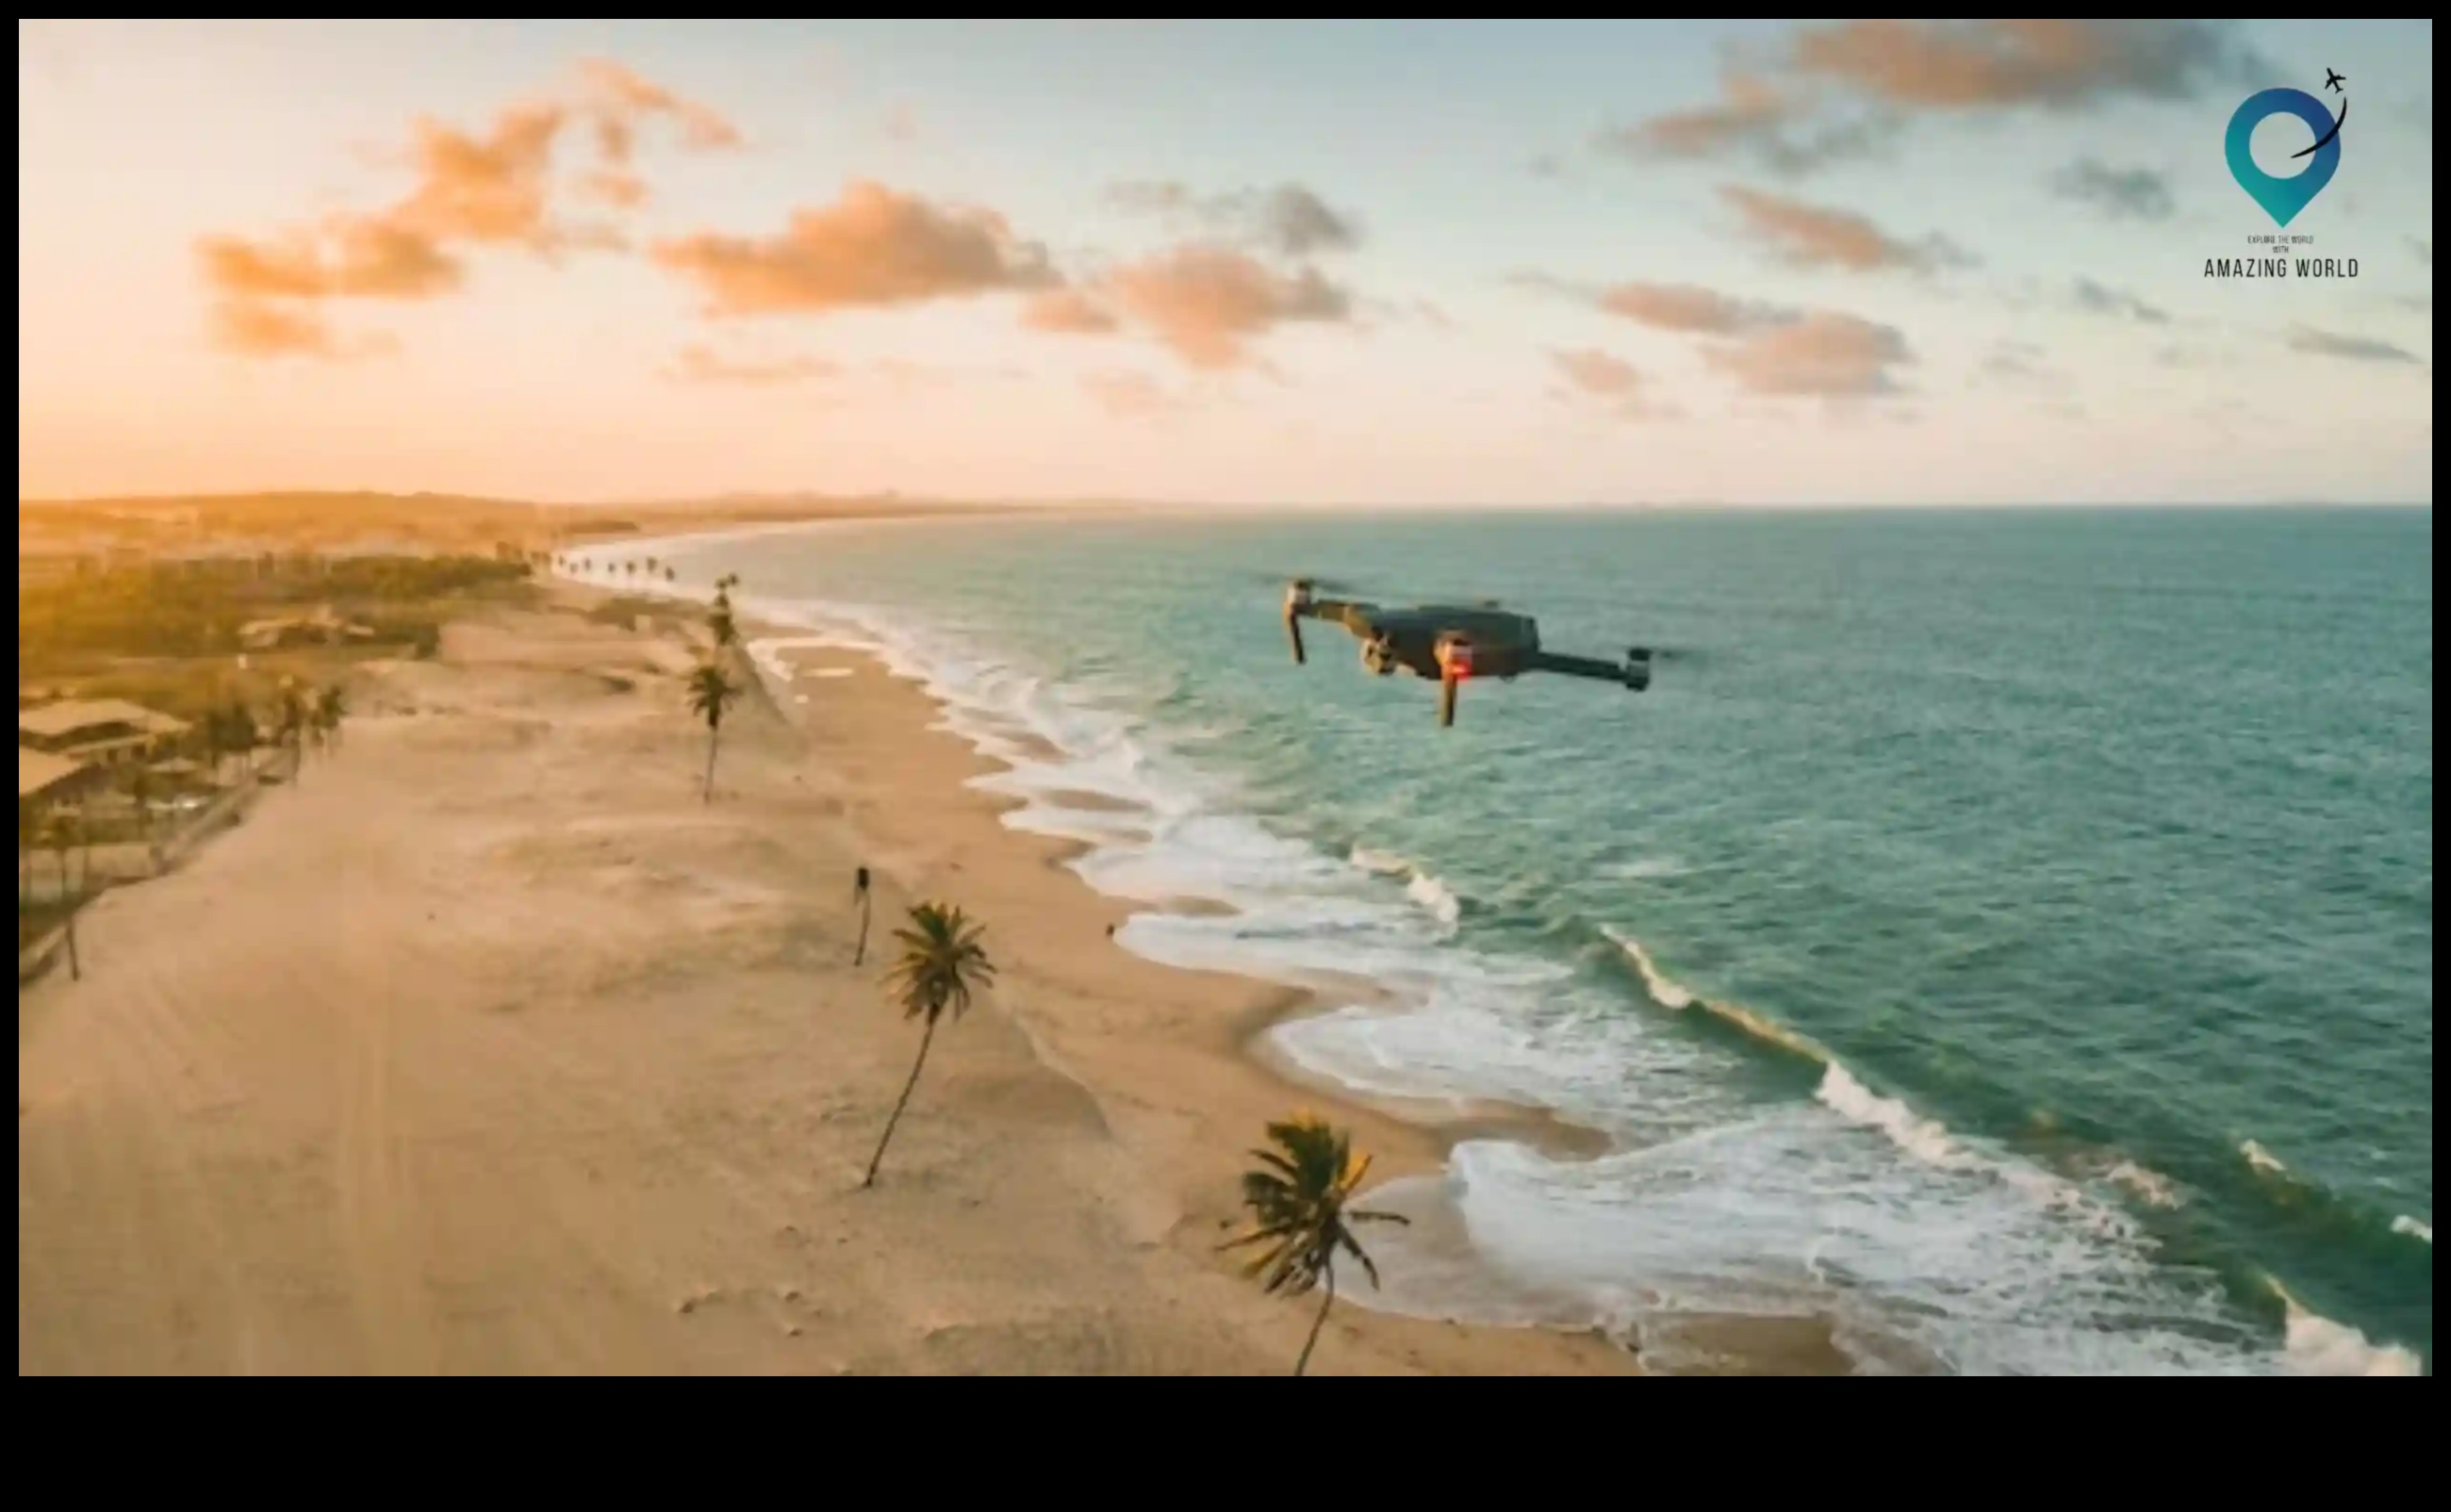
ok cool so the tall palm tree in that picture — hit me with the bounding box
[852,865,874,966]
[862,902,995,1189]
[276,682,307,779]
[315,684,347,753]
[1221,1114,1411,1377]
[200,709,229,783]
[686,661,740,803]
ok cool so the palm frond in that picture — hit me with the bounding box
[885,901,995,1025]
[1225,1112,1399,1306]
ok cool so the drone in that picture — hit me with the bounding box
[1281,579,1652,727]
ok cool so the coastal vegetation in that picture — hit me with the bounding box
[686,662,740,803]
[19,551,530,679]
[1224,1114,1410,1377]
[863,901,995,1189]
[709,572,742,652]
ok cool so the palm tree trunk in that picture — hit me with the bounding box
[854,891,872,966]
[1295,1260,1337,1377]
[862,1015,939,1189]
[701,722,721,803]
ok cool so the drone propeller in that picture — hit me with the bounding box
[1253,571,1367,597]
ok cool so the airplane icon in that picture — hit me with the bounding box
[2325,68,2346,93]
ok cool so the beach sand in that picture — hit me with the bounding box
[17,590,1689,1375]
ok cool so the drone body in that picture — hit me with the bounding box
[1282,580,1651,727]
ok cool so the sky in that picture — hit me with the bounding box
[15,19,2436,506]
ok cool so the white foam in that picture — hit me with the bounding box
[1603,857,1690,881]
[577,542,2398,1378]
[2391,1215,2432,1244]
[1604,926,1694,1009]
[2272,1281,2426,1376]
[1816,1064,1974,1172]
[2241,1140,2289,1177]
[2104,1159,2183,1210]
[1406,870,1464,931]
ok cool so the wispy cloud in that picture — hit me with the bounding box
[1717,185,1974,271]
[2049,158,2176,221]
[1081,370,1185,418]
[2285,326,2422,363]
[663,342,835,386]
[1105,180,1362,256]
[1600,21,2266,176]
[2072,277,2170,323]
[1587,279,1795,334]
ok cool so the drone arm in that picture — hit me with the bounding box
[1529,648,1652,691]
[1294,597,1372,627]
[1284,594,1375,666]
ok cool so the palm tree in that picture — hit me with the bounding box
[686,661,740,803]
[199,709,228,784]
[276,682,307,779]
[709,600,738,651]
[315,685,347,753]
[852,865,874,966]
[214,700,255,783]
[1221,1113,1411,1377]
[862,902,995,1189]
[126,764,155,840]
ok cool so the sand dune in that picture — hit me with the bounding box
[18,598,1642,1375]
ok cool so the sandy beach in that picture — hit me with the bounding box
[18,585,1667,1375]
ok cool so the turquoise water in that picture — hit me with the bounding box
[591,506,2431,1374]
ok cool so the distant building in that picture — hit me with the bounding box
[237,605,376,650]
[18,746,94,808]
[17,699,191,768]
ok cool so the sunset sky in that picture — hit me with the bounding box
[17,19,2435,506]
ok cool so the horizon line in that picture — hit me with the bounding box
[18,491,2437,513]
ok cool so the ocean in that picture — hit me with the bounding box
[573,505,2431,1375]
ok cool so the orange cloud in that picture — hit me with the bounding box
[197,217,464,301]
[1787,19,2256,109]
[1701,311,1912,397]
[1595,280,1791,334]
[664,342,836,386]
[1098,244,1350,369]
[1552,348,1644,397]
[577,167,650,209]
[1550,348,1676,420]
[577,58,743,151]
[650,180,1059,317]
[386,102,571,248]
[1600,22,2262,176]
[1597,72,1899,176]
[207,299,397,361]
[1716,185,1971,271]
[198,60,738,358]
[1081,370,1183,418]
[1022,288,1121,334]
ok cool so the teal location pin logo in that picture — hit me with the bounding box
[2225,87,2342,227]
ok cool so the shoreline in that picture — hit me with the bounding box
[576,533,1857,1373]
[19,578,1663,1373]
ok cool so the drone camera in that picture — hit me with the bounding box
[1624,647,1653,691]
